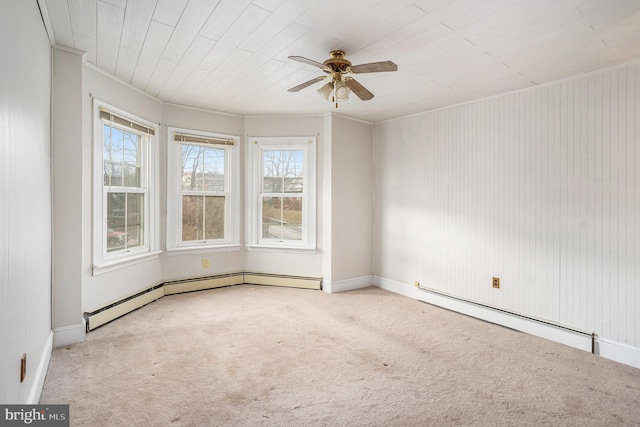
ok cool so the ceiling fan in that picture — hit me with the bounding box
[287,50,398,108]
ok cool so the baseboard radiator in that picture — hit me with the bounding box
[84,272,322,331]
[415,285,594,353]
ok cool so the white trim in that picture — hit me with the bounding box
[244,113,325,119]
[373,276,417,299]
[246,244,316,254]
[27,331,53,404]
[165,244,241,256]
[376,58,640,125]
[595,337,640,369]
[166,126,241,251]
[92,250,162,275]
[53,322,86,348]
[52,44,87,60]
[92,99,160,271]
[324,275,373,294]
[330,112,375,126]
[163,102,243,118]
[248,136,317,250]
[85,62,162,104]
[36,0,55,45]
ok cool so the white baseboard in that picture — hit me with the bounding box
[596,337,640,369]
[324,275,373,294]
[53,322,86,347]
[373,276,640,370]
[373,276,417,299]
[28,330,53,404]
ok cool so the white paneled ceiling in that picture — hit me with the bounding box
[42,0,640,122]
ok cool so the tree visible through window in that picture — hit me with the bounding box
[103,122,147,253]
[166,127,239,251]
[262,150,304,241]
[249,136,316,250]
[180,144,226,242]
[93,100,158,273]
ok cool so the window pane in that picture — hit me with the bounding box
[103,125,113,186]
[104,125,124,186]
[182,195,225,241]
[181,145,225,192]
[204,196,225,240]
[126,193,144,249]
[103,124,143,188]
[202,148,225,192]
[182,195,203,241]
[106,192,126,252]
[262,150,304,193]
[106,192,144,252]
[262,196,302,240]
[123,131,140,187]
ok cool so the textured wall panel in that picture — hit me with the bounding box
[0,1,52,402]
[374,62,639,347]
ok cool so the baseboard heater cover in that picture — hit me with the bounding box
[416,286,593,353]
[243,273,322,290]
[84,272,322,331]
[85,284,164,331]
[164,272,244,295]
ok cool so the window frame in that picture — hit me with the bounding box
[248,136,316,252]
[166,126,240,254]
[92,99,160,275]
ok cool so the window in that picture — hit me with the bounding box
[249,137,316,251]
[93,100,159,273]
[166,127,240,253]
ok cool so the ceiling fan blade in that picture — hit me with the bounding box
[349,60,398,74]
[288,55,328,70]
[287,76,327,92]
[344,78,374,101]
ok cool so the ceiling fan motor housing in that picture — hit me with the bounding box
[324,50,352,72]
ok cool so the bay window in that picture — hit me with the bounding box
[93,100,159,273]
[166,127,240,253]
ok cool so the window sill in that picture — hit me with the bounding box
[93,250,162,276]
[246,244,317,254]
[166,244,241,256]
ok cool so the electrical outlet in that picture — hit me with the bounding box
[492,277,500,289]
[20,354,26,383]
[413,281,420,288]
[201,258,210,269]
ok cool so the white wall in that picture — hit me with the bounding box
[374,62,640,349]
[329,115,373,282]
[51,46,85,346]
[75,74,334,309]
[161,104,245,281]
[0,1,53,403]
[81,65,163,312]
[243,116,325,277]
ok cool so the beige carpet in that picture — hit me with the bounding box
[41,285,640,426]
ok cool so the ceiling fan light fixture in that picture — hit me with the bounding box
[317,82,333,100]
[334,80,350,102]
